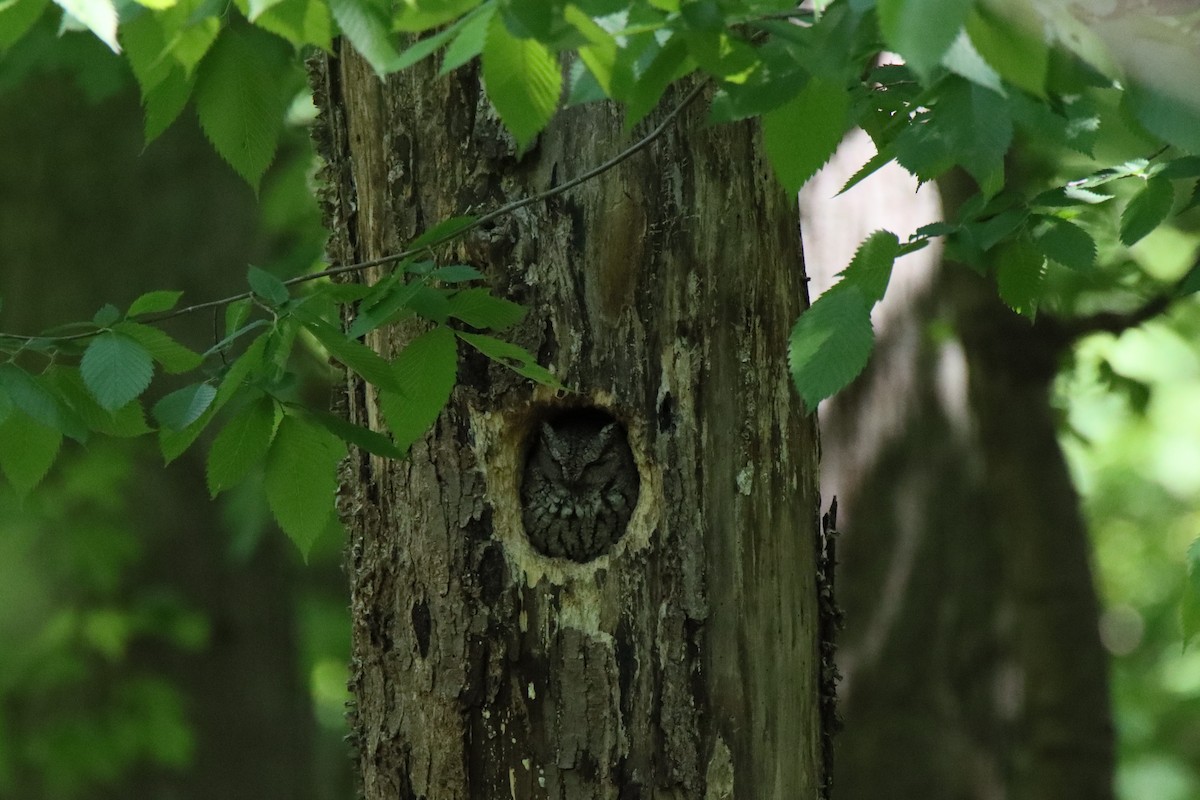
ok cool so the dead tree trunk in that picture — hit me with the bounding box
[309,45,824,799]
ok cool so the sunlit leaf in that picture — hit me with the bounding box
[53,0,119,52]
[194,25,294,189]
[482,12,561,148]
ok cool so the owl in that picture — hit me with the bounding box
[520,417,639,562]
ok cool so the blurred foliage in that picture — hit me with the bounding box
[0,441,200,797]
[1061,295,1200,799]
[0,22,352,797]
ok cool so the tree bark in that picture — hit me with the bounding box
[310,45,824,798]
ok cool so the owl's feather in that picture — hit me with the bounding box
[521,418,638,562]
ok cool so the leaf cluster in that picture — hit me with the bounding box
[0,249,555,557]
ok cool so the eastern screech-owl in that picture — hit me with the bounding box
[520,418,638,562]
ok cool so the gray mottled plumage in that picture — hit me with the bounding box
[520,419,638,562]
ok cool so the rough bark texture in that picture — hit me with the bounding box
[310,45,822,799]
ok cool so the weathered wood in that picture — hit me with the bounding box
[311,44,822,798]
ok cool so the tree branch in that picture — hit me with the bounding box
[1054,253,1198,341]
[0,79,709,346]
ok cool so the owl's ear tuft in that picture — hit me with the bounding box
[541,423,567,457]
[597,424,617,444]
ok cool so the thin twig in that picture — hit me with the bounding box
[0,80,709,346]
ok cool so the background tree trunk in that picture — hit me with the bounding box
[310,46,824,798]
[803,135,1114,800]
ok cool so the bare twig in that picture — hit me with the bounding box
[0,80,709,347]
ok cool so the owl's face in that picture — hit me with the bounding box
[538,422,618,487]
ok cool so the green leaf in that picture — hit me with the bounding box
[626,36,692,130]
[226,298,252,337]
[247,0,333,50]
[1033,216,1095,271]
[0,0,49,50]
[207,395,277,496]
[408,286,451,323]
[347,279,421,338]
[430,264,484,283]
[1183,538,1200,650]
[441,2,495,74]
[937,77,1012,197]
[564,3,625,98]
[328,0,403,75]
[1176,258,1200,299]
[93,303,120,327]
[247,265,290,305]
[81,332,155,412]
[763,76,850,193]
[128,290,184,317]
[112,321,204,373]
[380,327,459,451]
[0,364,84,439]
[456,330,561,388]
[994,235,1046,319]
[409,216,477,249]
[305,409,405,459]
[52,0,119,52]
[0,412,62,497]
[788,285,874,412]
[387,3,487,72]
[153,383,219,431]
[248,0,286,19]
[143,69,194,142]
[1158,156,1200,180]
[302,317,404,392]
[482,12,561,148]
[877,0,974,77]
[446,288,527,330]
[194,24,294,189]
[264,414,345,557]
[836,230,899,304]
[1126,79,1200,156]
[46,366,152,438]
[394,0,479,32]
[159,335,266,463]
[1120,175,1174,247]
[965,5,1047,97]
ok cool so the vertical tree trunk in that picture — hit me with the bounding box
[806,138,1114,800]
[952,270,1115,800]
[310,45,823,798]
